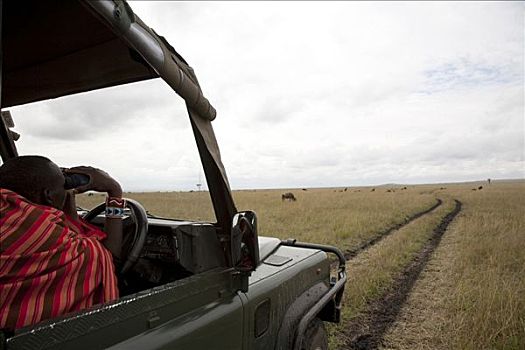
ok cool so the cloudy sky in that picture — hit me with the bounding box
[10,1,524,191]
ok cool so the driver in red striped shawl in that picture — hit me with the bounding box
[0,156,123,330]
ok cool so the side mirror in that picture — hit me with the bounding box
[231,211,260,273]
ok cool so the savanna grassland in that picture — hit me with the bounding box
[77,180,525,350]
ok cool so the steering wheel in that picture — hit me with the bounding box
[83,198,148,274]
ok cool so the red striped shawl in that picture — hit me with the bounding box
[0,188,118,330]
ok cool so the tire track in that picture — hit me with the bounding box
[344,199,443,260]
[343,199,462,350]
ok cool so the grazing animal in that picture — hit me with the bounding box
[281,192,297,201]
[472,188,477,191]
[478,186,483,190]
[402,186,407,190]
[344,188,348,192]
[371,188,375,192]
[386,189,391,193]
[87,192,94,197]
[302,188,307,191]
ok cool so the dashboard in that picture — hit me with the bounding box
[84,213,226,292]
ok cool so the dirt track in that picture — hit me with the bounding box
[344,199,443,260]
[342,199,462,350]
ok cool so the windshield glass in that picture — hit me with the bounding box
[6,79,215,222]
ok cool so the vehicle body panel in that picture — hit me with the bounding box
[243,248,331,350]
[107,296,244,350]
[5,268,242,350]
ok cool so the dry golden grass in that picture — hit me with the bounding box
[381,181,525,350]
[77,186,436,252]
[76,181,525,350]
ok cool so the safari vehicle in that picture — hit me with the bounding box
[0,1,346,349]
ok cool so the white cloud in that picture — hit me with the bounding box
[7,1,524,191]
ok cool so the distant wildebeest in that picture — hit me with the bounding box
[302,188,308,191]
[440,187,446,190]
[487,178,491,185]
[402,186,407,190]
[282,192,297,201]
[386,189,392,193]
[472,188,477,191]
[344,188,348,192]
[87,192,94,197]
[478,186,483,190]
[371,188,375,192]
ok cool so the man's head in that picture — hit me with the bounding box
[0,155,66,209]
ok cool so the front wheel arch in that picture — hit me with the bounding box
[275,282,329,350]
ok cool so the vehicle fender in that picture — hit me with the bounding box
[275,281,329,350]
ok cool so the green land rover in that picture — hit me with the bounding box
[0,1,346,349]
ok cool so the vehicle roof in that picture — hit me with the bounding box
[2,0,156,108]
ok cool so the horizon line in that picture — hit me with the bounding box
[118,177,525,193]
